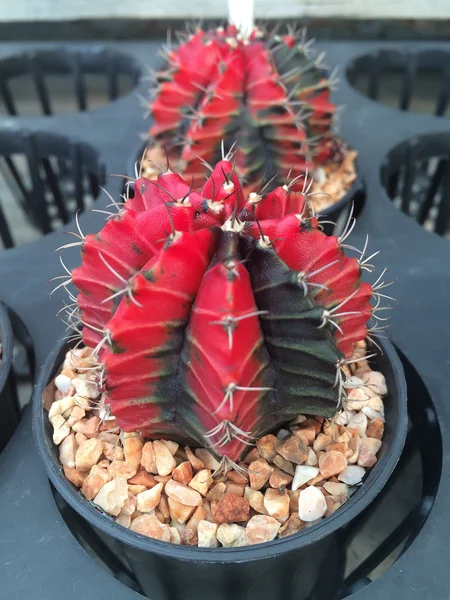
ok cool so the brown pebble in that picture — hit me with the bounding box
[158,495,170,520]
[366,418,384,440]
[212,493,250,524]
[84,416,101,438]
[167,497,196,524]
[75,432,88,446]
[313,434,332,452]
[275,435,308,465]
[155,475,172,484]
[227,470,248,484]
[242,447,260,464]
[75,438,103,472]
[128,471,158,488]
[172,461,193,485]
[278,513,305,538]
[107,460,138,480]
[246,515,281,544]
[269,468,293,489]
[256,434,280,462]
[185,446,204,471]
[307,473,325,486]
[182,505,207,546]
[82,465,112,500]
[154,440,177,476]
[327,442,353,459]
[194,449,220,471]
[128,484,147,495]
[165,479,203,506]
[102,442,124,462]
[123,435,144,470]
[189,469,213,496]
[325,494,348,517]
[248,458,274,490]
[64,466,87,488]
[273,455,295,475]
[141,441,158,474]
[263,488,290,523]
[287,489,300,513]
[206,482,227,502]
[130,514,170,541]
[225,482,245,497]
[244,487,267,514]
[319,451,348,478]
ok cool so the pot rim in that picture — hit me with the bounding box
[0,303,13,394]
[33,336,407,563]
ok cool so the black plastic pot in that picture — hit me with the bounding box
[381,132,450,237]
[0,303,19,452]
[0,128,105,249]
[34,336,407,600]
[0,47,141,117]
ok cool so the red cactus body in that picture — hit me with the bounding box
[70,157,374,463]
[147,25,339,190]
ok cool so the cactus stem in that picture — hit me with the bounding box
[97,252,128,285]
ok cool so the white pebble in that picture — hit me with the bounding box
[216,524,247,548]
[347,412,368,437]
[335,410,356,426]
[72,377,100,400]
[305,447,318,466]
[49,396,75,423]
[298,486,327,522]
[367,395,385,414]
[52,414,71,445]
[198,521,219,548]
[55,374,72,394]
[361,407,384,421]
[338,466,366,485]
[360,371,387,396]
[292,466,319,491]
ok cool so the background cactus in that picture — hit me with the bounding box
[145,24,347,193]
[57,153,382,466]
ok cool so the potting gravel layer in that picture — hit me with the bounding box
[140,146,358,215]
[47,339,386,547]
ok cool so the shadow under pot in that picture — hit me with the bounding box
[34,337,407,600]
[128,142,365,237]
[0,129,105,249]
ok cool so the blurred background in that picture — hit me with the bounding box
[1,0,450,41]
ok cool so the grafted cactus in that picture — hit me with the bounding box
[146,24,343,190]
[57,154,382,466]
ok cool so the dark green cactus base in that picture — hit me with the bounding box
[247,240,343,420]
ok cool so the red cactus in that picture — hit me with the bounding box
[65,156,379,465]
[146,25,341,191]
